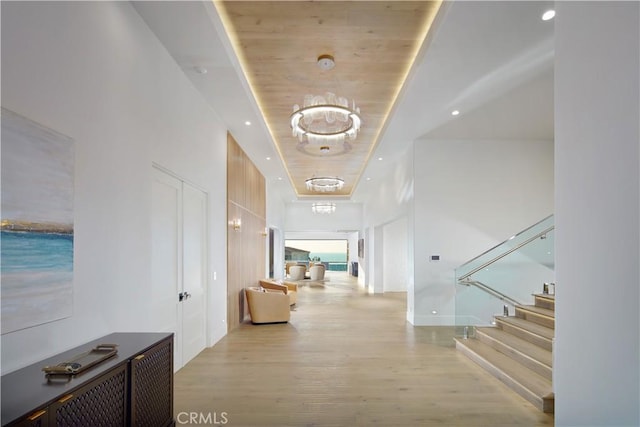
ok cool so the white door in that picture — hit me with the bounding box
[151,167,207,371]
[181,183,207,364]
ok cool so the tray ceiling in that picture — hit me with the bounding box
[215,1,442,197]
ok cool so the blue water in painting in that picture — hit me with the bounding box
[1,231,73,273]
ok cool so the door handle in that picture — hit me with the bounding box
[178,292,192,302]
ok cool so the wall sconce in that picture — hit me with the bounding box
[231,218,242,232]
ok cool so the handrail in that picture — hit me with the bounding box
[457,214,554,270]
[459,279,522,307]
[457,224,554,282]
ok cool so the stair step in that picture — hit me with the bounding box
[515,305,555,329]
[455,337,554,413]
[495,316,554,351]
[476,327,552,380]
[533,293,555,311]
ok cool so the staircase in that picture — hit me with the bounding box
[455,294,555,413]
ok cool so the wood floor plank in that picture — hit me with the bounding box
[174,271,554,426]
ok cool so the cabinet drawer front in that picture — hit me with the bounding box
[130,337,173,427]
[12,409,49,427]
[50,364,127,426]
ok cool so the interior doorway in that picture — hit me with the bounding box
[284,239,348,272]
[151,166,207,371]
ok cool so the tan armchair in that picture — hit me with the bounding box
[245,287,290,324]
[259,279,298,305]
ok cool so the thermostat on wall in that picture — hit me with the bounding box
[430,255,440,261]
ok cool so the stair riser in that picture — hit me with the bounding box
[476,331,552,381]
[495,319,552,351]
[515,308,555,329]
[534,296,555,311]
[455,340,549,413]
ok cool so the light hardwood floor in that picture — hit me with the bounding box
[174,272,554,426]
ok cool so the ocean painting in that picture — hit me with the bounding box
[1,108,74,334]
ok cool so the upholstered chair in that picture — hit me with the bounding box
[245,287,290,324]
[259,279,298,305]
[309,264,325,281]
[285,262,297,275]
[289,265,306,281]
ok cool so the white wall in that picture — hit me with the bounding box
[362,146,415,298]
[285,202,363,232]
[412,138,554,325]
[1,2,228,373]
[555,2,639,425]
[266,182,286,279]
[383,217,409,292]
[372,225,385,293]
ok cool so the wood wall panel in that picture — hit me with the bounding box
[227,134,266,331]
[227,138,245,205]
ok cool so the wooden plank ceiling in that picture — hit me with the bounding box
[216,1,442,197]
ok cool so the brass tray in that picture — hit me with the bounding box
[42,344,118,380]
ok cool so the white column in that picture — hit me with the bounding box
[554,2,639,425]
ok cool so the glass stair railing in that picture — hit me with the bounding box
[455,215,555,335]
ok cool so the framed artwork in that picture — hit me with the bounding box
[358,238,364,258]
[1,108,75,334]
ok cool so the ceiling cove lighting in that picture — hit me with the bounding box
[291,92,361,145]
[305,177,345,193]
[311,202,336,214]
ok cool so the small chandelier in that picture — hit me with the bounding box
[305,177,344,193]
[291,92,361,145]
[312,203,336,214]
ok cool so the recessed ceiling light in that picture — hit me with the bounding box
[266,157,271,160]
[542,10,555,21]
[451,110,460,116]
[278,177,283,181]
[366,177,372,181]
[431,310,438,315]
[317,54,335,71]
[245,121,251,126]
[193,66,208,74]
[378,157,383,161]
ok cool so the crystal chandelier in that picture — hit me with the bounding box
[311,203,336,214]
[305,177,345,193]
[291,92,361,145]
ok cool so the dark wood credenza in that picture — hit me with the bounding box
[1,332,174,427]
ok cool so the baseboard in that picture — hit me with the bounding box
[410,314,457,326]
